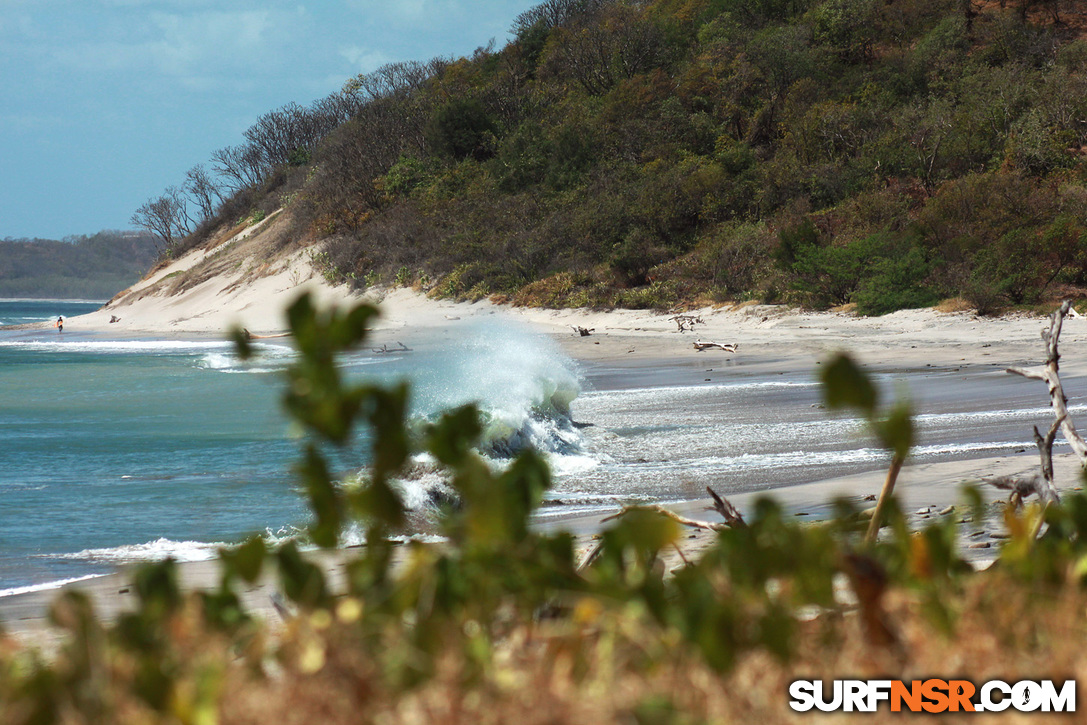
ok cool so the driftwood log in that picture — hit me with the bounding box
[579,487,745,571]
[597,486,745,533]
[242,328,290,340]
[372,341,411,354]
[600,504,731,532]
[671,314,704,332]
[693,340,737,352]
[1006,300,1087,465]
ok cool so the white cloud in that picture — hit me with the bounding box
[338,46,393,73]
[48,8,305,90]
[343,0,462,24]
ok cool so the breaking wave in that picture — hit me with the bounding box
[384,320,591,514]
[412,319,586,461]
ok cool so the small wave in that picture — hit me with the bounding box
[0,339,233,355]
[916,405,1087,425]
[625,439,1040,474]
[581,379,817,399]
[194,348,288,374]
[547,452,601,477]
[534,493,657,518]
[0,574,106,598]
[49,537,223,563]
[197,352,236,370]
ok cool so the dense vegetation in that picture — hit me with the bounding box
[2,294,1085,723]
[0,231,159,299]
[137,0,1087,315]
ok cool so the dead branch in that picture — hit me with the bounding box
[988,413,1064,509]
[1035,414,1063,489]
[989,473,1053,509]
[706,486,746,527]
[693,340,737,352]
[1007,300,1087,464]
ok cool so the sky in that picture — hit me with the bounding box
[0,0,540,240]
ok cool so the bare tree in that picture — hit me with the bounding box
[541,5,666,96]
[512,0,612,35]
[211,143,270,192]
[342,59,450,106]
[130,187,192,253]
[184,164,223,223]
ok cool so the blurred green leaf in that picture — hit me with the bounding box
[296,444,342,548]
[427,404,483,467]
[820,352,878,415]
[228,325,253,361]
[875,400,914,460]
[223,535,267,584]
[133,559,182,620]
[277,540,329,608]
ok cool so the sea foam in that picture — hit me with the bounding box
[0,574,106,598]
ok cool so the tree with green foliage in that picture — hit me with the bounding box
[130,0,1087,314]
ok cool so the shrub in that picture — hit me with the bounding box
[853,244,940,315]
[426,98,498,161]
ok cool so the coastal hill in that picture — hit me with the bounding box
[124,0,1087,321]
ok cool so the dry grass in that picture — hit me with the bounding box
[18,570,1065,725]
[936,297,975,314]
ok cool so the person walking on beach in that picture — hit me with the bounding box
[56,316,63,333]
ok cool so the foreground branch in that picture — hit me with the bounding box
[864,453,906,545]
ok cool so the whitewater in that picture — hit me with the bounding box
[0,300,1071,596]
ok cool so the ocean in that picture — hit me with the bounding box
[0,299,1069,597]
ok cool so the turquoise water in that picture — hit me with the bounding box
[0,299,1061,597]
[0,305,585,594]
[0,332,307,591]
[0,299,102,326]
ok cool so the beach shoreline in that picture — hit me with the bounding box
[4,252,1086,645]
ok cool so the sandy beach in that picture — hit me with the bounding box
[5,235,1087,646]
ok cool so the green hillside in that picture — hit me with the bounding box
[0,231,160,299]
[152,0,1087,315]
